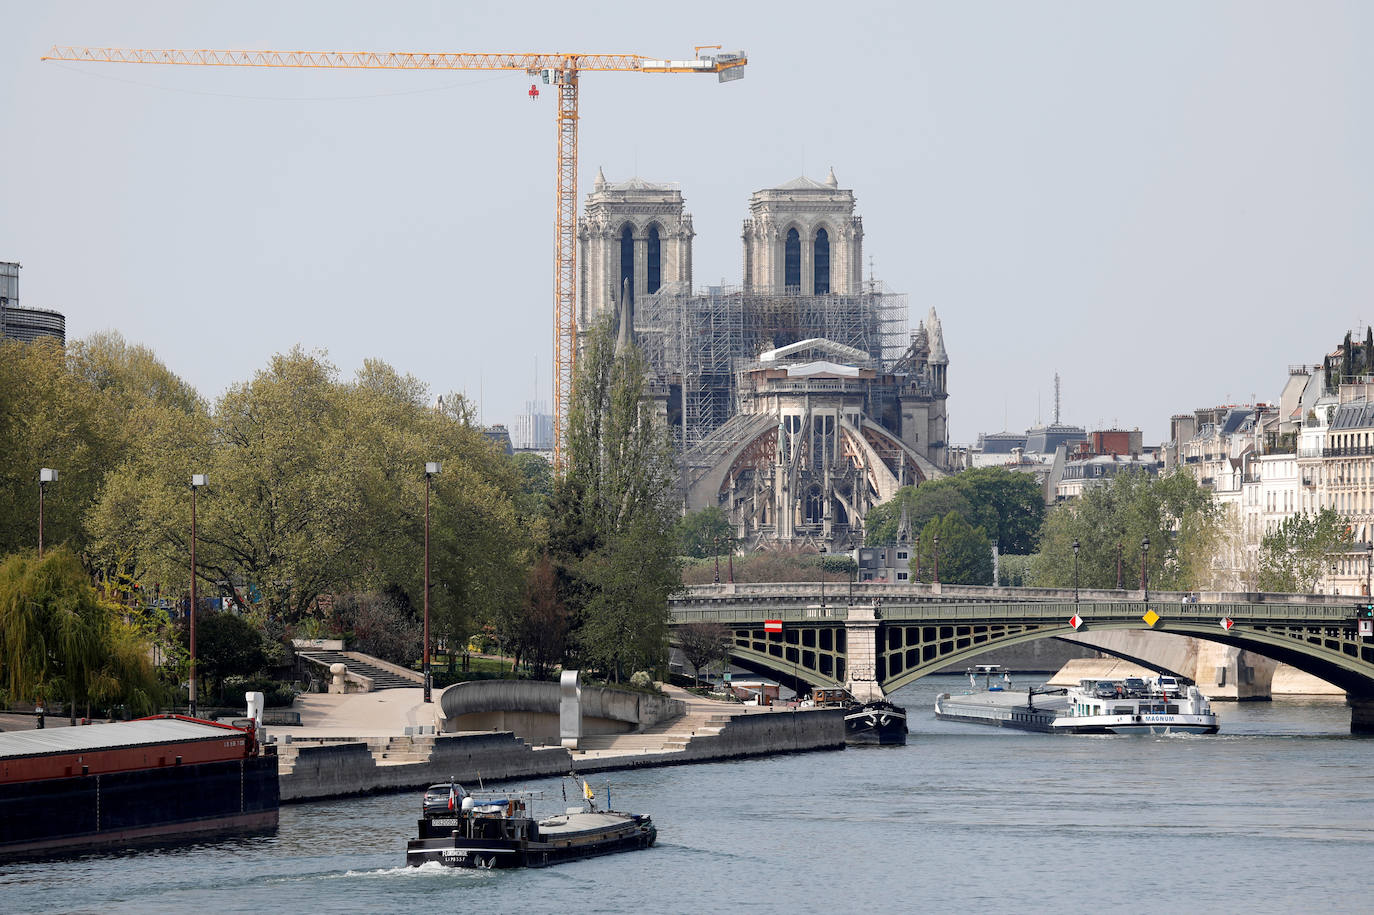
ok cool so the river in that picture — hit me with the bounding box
[4,675,1370,914]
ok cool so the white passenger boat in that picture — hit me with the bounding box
[934,666,1220,735]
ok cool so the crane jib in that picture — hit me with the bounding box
[41,44,747,470]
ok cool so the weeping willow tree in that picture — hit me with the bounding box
[0,548,162,717]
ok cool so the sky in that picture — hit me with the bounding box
[4,2,1372,445]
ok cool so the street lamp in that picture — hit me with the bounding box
[38,468,57,558]
[727,538,734,584]
[1141,536,1150,603]
[933,534,941,585]
[189,473,207,718]
[1116,542,1124,590]
[423,462,441,704]
[1072,539,1080,605]
[713,536,721,584]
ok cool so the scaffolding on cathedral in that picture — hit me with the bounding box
[634,278,909,451]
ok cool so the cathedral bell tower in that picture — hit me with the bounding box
[741,168,863,296]
[577,169,694,328]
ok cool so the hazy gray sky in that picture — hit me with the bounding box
[5,2,1371,445]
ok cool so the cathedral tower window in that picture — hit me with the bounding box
[619,225,635,304]
[785,228,801,291]
[814,227,830,295]
[647,225,662,294]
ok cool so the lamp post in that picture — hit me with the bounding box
[1116,542,1123,590]
[1072,539,1080,606]
[713,536,721,584]
[727,539,734,584]
[423,462,441,703]
[38,468,57,558]
[1141,536,1150,603]
[189,474,207,718]
[933,534,940,585]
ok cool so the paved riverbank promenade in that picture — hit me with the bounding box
[268,684,845,802]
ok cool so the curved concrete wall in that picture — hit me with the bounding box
[438,681,685,742]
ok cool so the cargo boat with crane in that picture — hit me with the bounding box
[0,712,279,859]
[405,777,656,869]
[934,665,1220,735]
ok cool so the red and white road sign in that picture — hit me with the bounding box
[1069,614,1083,630]
[1220,617,1235,631]
[764,619,783,633]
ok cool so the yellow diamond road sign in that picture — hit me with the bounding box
[1142,609,1161,627]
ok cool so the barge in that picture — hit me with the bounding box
[806,687,908,746]
[406,779,656,869]
[935,666,1220,735]
[0,714,279,859]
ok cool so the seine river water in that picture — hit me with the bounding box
[4,675,1371,915]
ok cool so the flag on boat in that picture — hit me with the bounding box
[583,780,595,801]
[764,619,783,633]
[448,785,456,811]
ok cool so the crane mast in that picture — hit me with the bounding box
[43,45,747,468]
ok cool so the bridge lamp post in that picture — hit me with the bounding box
[713,536,721,584]
[1072,539,1080,606]
[423,461,441,704]
[189,473,207,718]
[1366,541,1372,598]
[38,468,57,558]
[1141,536,1150,603]
[933,534,940,585]
[1116,542,1123,590]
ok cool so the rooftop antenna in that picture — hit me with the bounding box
[1054,372,1061,425]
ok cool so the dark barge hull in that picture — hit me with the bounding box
[0,755,279,859]
[406,815,656,869]
[844,703,909,746]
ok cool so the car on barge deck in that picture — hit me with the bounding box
[406,779,656,869]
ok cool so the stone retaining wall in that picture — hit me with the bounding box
[438,681,685,743]
[279,707,844,802]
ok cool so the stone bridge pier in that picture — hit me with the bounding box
[843,604,883,702]
[1350,697,1374,736]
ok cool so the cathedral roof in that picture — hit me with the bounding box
[773,175,836,191]
[606,175,677,192]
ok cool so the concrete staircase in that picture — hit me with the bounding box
[574,706,733,754]
[365,734,436,766]
[297,649,422,690]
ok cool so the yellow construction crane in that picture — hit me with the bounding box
[42,45,747,468]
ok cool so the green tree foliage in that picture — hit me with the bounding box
[1030,470,1221,591]
[87,350,528,658]
[865,468,1044,554]
[675,506,733,559]
[864,481,970,545]
[185,611,268,704]
[0,548,162,715]
[1257,508,1353,593]
[554,316,680,681]
[914,512,993,585]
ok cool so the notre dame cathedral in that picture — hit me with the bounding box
[577,170,950,552]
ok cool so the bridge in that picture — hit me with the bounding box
[668,582,1374,733]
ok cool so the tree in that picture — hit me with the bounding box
[555,315,680,681]
[0,548,162,717]
[953,467,1046,555]
[677,621,732,685]
[515,554,568,679]
[675,506,733,559]
[1258,509,1353,593]
[864,468,1043,554]
[1030,470,1221,591]
[184,611,268,705]
[914,512,992,585]
[334,590,422,666]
